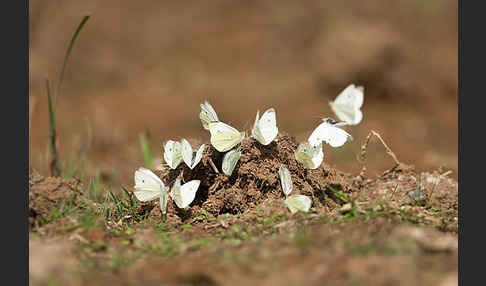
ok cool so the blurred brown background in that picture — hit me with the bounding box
[29,0,457,188]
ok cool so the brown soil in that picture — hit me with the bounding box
[28,132,458,285]
[29,170,83,229]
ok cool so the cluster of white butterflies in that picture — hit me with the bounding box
[163,139,206,170]
[134,167,201,214]
[133,84,364,214]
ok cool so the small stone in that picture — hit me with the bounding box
[408,188,427,202]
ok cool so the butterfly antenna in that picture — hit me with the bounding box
[311,115,338,124]
[241,118,251,132]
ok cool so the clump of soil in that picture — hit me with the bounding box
[148,133,356,222]
[29,170,83,229]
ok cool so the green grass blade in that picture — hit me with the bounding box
[46,79,61,176]
[46,79,55,125]
[326,184,350,203]
[122,187,135,207]
[109,190,120,204]
[91,179,97,202]
[56,15,91,102]
[139,129,153,169]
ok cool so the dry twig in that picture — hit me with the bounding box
[208,158,220,174]
[358,130,401,179]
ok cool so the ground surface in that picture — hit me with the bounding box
[29,1,457,285]
[29,134,458,286]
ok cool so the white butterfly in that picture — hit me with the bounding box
[134,167,169,214]
[252,108,278,145]
[278,165,293,197]
[180,139,205,170]
[308,118,353,148]
[208,121,245,152]
[278,165,312,213]
[294,142,324,169]
[169,178,201,209]
[222,149,241,176]
[200,100,219,130]
[163,140,183,169]
[284,195,312,214]
[329,84,364,126]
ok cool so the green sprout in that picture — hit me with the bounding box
[45,15,90,177]
[139,128,153,169]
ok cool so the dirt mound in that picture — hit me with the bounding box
[27,138,458,286]
[145,134,357,223]
[29,170,83,229]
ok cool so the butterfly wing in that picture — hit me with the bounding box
[222,149,241,176]
[200,101,219,130]
[308,122,330,147]
[251,110,262,142]
[294,143,312,169]
[352,109,363,125]
[253,108,278,145]
[179,180,201,208]
[208,122,245,152]
[164,140,183,169]
[296,142,323,169]
[278,165,293,196]
[180,138,195,168]
[295,150,312,169]
[351,85,364,109]
[310,143,324,169]
[330,103,359,125]
[324,124,352,147]
[192,144,206,169]
[134,167,164,202]
[330,84,364,125]
[333,84,364,109]
[285,195,312,214]
[163,141,173,167]
[169,178,183,208]
[308,122,351,148]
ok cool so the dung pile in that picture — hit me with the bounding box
[148,133,356,222]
